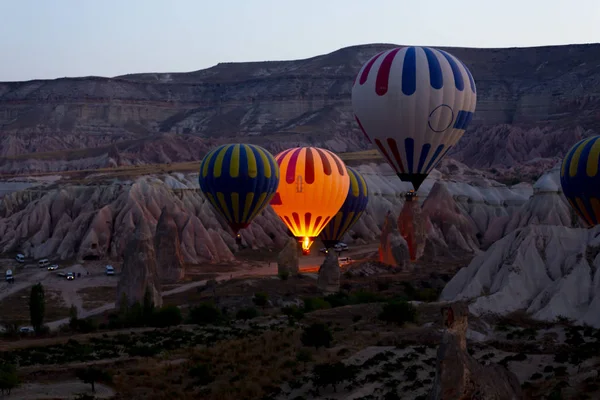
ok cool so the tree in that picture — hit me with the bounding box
[76,367,112,393]
[312,362,356,393]
[188,302,221,325]
[29,283,45,334]
[296,349,313,369]
[252,292,269,308]
[151,305,183,327]
[142,288,155,324]
[378,301,417,326]
[69,305,79,330]
[301,323,333,349]
[0,363,20,396]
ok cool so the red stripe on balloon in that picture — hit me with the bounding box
[286,148,302,184]
[317,216,331,232]
[375,48,401,96]
[292,212,301,230]
[387,138,406,173]
[305,148,315,184]
[324,149,345,176]
[283,216,295,231]
[275,148,294,165]
[269,192,282,205]
[313,216,322,232]
[359,51,386,85]
[305,212,312,231]
[374,139,398,173]
[354,115,371,143]
[314,148,332,176]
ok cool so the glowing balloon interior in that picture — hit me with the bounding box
[199,144,280,235]
[352,46,477,191]
[319,166,369,248]
[270,147,350,253]
[560,136,600,227]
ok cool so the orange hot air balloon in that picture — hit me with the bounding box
[270,147,350,255]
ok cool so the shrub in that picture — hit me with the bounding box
[188,302,222,325]
[75,367,112,393]
[301,323,333,349]
[252,292,269,308]
[303,297,331,312]
[236,307,259,320]
[281,305,305,321]
[151,305,183,328]
[189,363,213,386]
[278,271,290,281]
[378,301,417,326]
[0,363,20,395]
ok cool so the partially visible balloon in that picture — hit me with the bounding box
[560,136,600,227]
[319,166,369,248]
[352,46,477,191]
[270,147,350,254]
[199,144,280,240]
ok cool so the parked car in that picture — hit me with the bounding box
[105,265,115,275]
[38,259,50,268]
[66,272,75,281]
[47,264,59,271]
[19,326,34,333]
[15,254,25,263]
[5,269,14,283]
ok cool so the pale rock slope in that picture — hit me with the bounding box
[441,224,600,328]
[481,162,581,247]
[0,162,532,262]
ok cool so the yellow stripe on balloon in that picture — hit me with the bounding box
[248,192,268,221]
[202,149,216,178]
[587,140,600,177]
[229,145,241,178]
[349,170,359,197]
[358,173,368,196]
[338,211,356,239]
[217,192,233,222]
[570,137,596,178]
[214,146,230,178]
[231,192,240,223]
[575,197,594,225]
[243,145,258,178]
[205,193,220,214]
[241,192,255,223]
[257,148,272,179]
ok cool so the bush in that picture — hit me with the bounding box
[324,293,350,308]
[189,363,213,386]
[75,367,112,393]
[278,271,290,281]
[351,290,383,304]
[236,307,259,320]
[415,288,440,302]
[282,305,305,321]
[303,297,331,312]
[188,302,222,325]
[301,323,333,349]
[253,292,269,308]
[378,301,417,326]
[151,305,183,328]
[0,363,20,395]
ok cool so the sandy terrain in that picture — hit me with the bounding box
[8,380,114,399]
[0,242,377,330]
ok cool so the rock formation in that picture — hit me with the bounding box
[277,237,300,276]
[441,224,600,327]
[154,206,185,283]
[116,220,162,308]
[378,212,410,269]
[428,303,523,400]
[317,251,340,294]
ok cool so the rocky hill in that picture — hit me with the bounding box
[1,43,599,175]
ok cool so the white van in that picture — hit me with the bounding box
[15,254,25,263]
[338,256,353,266]
[5,269,14,283]
[38,259,50,268]
[105,265,115,275]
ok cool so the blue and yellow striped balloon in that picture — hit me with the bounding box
[318,166,369,247]
[560,136,600,227]
[199,144,280,233]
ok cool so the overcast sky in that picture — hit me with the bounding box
[0,0,598,81]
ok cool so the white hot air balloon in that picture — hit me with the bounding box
[352,46,477,192]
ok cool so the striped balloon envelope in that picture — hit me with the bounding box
[270,147,350,253]
[352,46,477,192]
[199,144,280,235]
[560,136,600,227]
[319,166,369,248]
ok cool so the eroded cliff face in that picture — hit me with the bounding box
[1,43,599,174]
[0,163,534,262]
